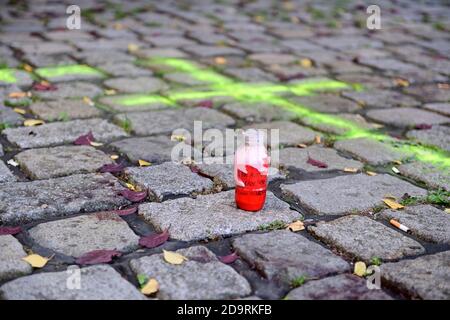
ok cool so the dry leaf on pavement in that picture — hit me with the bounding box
[141,278,159,295]
[383,198,404,210]
[23,254,50,268]
[163,250,187,265]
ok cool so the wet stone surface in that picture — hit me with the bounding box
[130,246,251,300]
[0,235,32,282]
[381,251,450,300]
[125,162,214,201]
[29,212,140,257]
[3,118,128,149]
[0,173,129,224]
[0,265,145,300]
[285,274,392,300]
[232,230,350,285]
[281,174,427,216]
[14,145,114,180]
[139,190,300,241]
[308,215,425,262]
[377,205,450,244]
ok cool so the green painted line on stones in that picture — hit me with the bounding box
[35,64,104,79]
[139,57,450,169]
[0,68,17,83]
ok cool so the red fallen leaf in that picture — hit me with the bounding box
[120,189,147,202]
[414,123,432,130]
[0,226,22,235]
[99,161,126,173]
[111,206,138,216]
[197,100,213,108]
[190,166,199,173]
[139,229,169,248]
[218,252,239,264]
[74,131,94,145]
[277,73,305,82]
[32,82,57,91]
[307,156,328,168]
[76,249,122,265]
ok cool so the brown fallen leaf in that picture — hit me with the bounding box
[394,78,409,87]
[163,250,187,265]
[299,58,312,68]
[141,278,159,295]
[383,198,404,210]
[314,135,321,144]
[76,250,122,265]
[23,254,50,268]
[286,220,305,232]
[24,119,45,127]
[9,91,28,98]
[214,57,227,65]
[139,229,169,248]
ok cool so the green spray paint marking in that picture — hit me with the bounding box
[35,64,104,79]
[113,94,175,107]
[0,69,17,83]
[121,57,450,169]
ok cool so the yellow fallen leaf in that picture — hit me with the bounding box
[13,107,26,115]
[9,91,28,98]
[171,134,186,142]
[354,261,366,277]
[297,143,307,148]
[126,182,136,191]
[83,96,94,106]
[140,278,159,295]
[445,208,450,214]
[366,171,377,176]
[286,220,304,232]
[128,43,139,52]
[23,64,34,72]
[393,160,402,165]
[394,78,409,87]
[41,80,50,86]
[299,58,312,68]
[110,155,119,160]
[24,119,45,127]
[104,89,117,95]
[383,198,404,210]
[163,250,187,265]
[343,167,358,173]
[214,57,227,65]
[114,23,124,30]
[23,254,50,268]
[89,141,103,147]
[314,135,321,144]
[253,15,265,22]
[138,159,151,167]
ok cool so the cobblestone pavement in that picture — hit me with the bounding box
[0,0,449,300]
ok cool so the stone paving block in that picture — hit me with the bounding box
[280,145,364,172]
[281,174,427,216]
[14,145,114,180]
[24,53,76,68]
[399,161,449,191]
[342,89,420,108]
[146,36,195,47]
[336,74,395,89]
[406,125,450,152]
[378,205,450,244]
[35,65,105,83]
[104,77,168,94]
[163,72,209,86]
[243,121,318,146]
[285,274,392,300]
[125,162,214,201]
[381,251,450,300]
[291,94,361,113]
[99,94,173,113]
[29,212,140,257]
[32,82,103,100]
[0,161,16,183]
[222,102,296,122]
[110,135,183,163]
[248,53,298,65]
[423,103,450,117]
[75,39,136,51]
[232,231,350,285]
[0,143,3,156]
[183,45,244,57]
[0,69,33,88]
[30,100,102,121]
[135,48,187,59]
[301,113,378,135]
[139,190,299,241]
[308,215,425,262]
[334,138,407,165]
[404,84,450,103]
[114,108,235,136]
[0,105,23,126]
[314,35,383,51]
[130,246,251,299]
[74,50,135,65]
[0,173,129,224]
[267,64,328,79]
[4,118,128,149]
[0,235,32,282]
[19,42,73,55]
[280,39,323,53]
[366,108,449,128]
[224,67,277,82]
[0,265,145,300]
[97,62,153,77]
